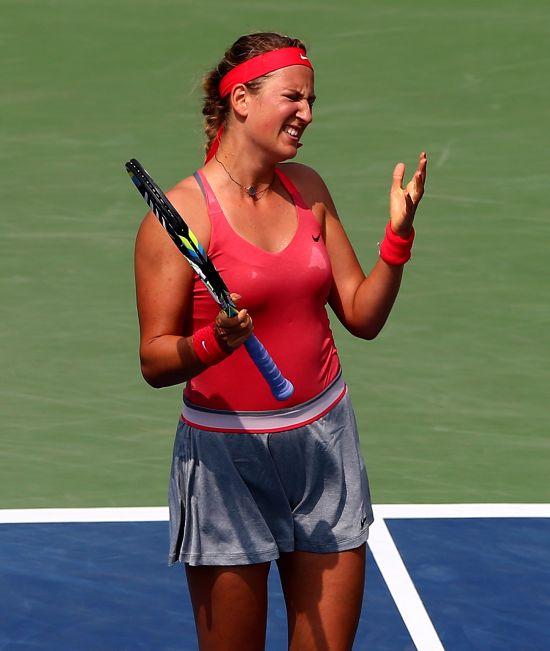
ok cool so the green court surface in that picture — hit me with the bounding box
[1,0,549,509]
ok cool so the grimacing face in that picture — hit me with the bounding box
[245,65,316,160]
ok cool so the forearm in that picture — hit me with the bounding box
[139,334,207,388]
[139,301,252,388]
[349,259,404,339]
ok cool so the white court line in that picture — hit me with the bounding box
[1,503,548,524]
[374,503,550,519]
[368,513,444,650]
[0,506,168,523]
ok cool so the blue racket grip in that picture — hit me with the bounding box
[244,336,294,401]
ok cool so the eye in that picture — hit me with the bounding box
[284,94,315,108]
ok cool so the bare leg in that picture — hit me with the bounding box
[276,544,366,651]
[185,561,271,651]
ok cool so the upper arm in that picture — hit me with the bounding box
[134,180,209,351]
[323,188,367,332]
[281,163,366,332]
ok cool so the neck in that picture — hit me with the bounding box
[211,130,277,190]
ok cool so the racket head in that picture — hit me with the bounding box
[125,159,235,315]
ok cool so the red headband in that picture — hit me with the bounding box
[206,47,314,163]
[219,47,313,98]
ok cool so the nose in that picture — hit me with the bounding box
[296,99,313,125]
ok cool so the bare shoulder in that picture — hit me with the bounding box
[278,162,328,194]
[277,162,337,225]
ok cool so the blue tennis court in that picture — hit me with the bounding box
[2,505,548,650]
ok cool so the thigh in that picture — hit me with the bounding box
[185,561,271,651]
[276,544,366,651]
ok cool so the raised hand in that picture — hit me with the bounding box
[389,151,427,237]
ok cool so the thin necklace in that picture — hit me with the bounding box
[214,151,275,200]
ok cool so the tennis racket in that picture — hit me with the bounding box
[125,158,294,401]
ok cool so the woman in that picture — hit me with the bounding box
[135,32,427,651]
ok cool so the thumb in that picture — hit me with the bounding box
[229,293,248,322]
[392,163,405,192]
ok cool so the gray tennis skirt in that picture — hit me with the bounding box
[168,389,373,567]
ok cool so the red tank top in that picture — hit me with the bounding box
[183,166,341,411]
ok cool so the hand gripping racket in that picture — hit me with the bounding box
[125,158,294,401]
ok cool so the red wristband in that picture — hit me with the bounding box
[192,323,232,366]
[379,221,415,265]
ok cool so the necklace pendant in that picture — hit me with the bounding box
[246,185,257,197]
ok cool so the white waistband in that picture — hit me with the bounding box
[181,374,347,434]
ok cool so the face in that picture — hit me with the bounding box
[244,65,316,161]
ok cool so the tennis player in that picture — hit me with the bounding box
[135,32,427,651]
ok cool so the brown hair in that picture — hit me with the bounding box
[202,32,307,157]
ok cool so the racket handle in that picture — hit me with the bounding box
[244,336,294,401]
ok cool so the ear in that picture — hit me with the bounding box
[230,84,249,118]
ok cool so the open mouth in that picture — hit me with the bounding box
[282,124,303,146]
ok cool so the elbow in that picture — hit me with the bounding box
[140,362,164,389]
[139,351,167,389]
[346,319,386,341]
[351,311,392,340]
[139,352,190,389]
[347,322,383,341]
[336,309,382,340]
[362,330,380,341]
[354,328,381,341]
